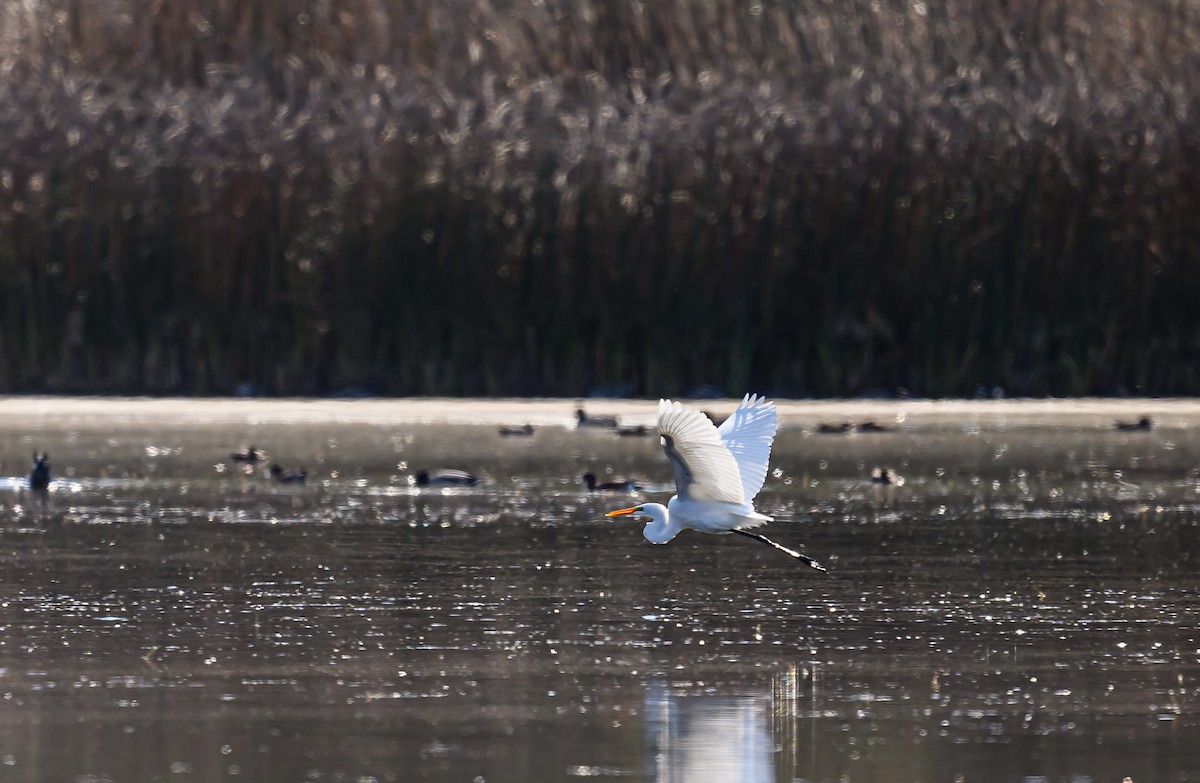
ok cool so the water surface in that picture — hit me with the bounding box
[1,397,1198,782]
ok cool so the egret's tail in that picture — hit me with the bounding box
[732,511,772,530]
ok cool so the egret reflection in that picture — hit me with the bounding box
[643,682,777,783]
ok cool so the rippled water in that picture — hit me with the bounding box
[1,397,1199,782]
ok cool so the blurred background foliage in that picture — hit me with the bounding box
[1,0,1199,397]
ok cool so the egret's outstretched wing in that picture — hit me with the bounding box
[716,394,778,501]
[657,399,745,504]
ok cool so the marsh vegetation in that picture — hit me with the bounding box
[1,1,1197,396]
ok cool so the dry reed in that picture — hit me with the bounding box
[1,0,1198,396]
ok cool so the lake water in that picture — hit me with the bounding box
[1,397,1198,782]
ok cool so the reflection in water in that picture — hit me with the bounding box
[643,665,820,782]
[1,399,1200,781]
[644,682,774,782]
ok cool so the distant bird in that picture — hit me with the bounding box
[817,422,851,434]
[870,466,900,485]
[616,424,650,436]
[498,423,535,436]
[576,407,619,429]
[269,464,307,485]
[1114,417,1153,432]
[230,446,263,463]
[857,421,892,433]
[606,395,825,570]
[29,452,50,491]
[415,469,478,486]
[582,472,641,492]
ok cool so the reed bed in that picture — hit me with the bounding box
[1,0,1198,396]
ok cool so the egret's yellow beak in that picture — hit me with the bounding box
[605,506,641,517]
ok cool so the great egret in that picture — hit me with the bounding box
[606,395,825,571]
[29,452,50,491]
[270,464,308,485]
[582,472,641,492]
[415,469,478,486]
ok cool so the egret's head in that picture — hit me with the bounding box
[605,505,645,519]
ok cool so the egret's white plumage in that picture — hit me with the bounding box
[714,394,778,502]
[607,394,824,570]
[657,397,748,505]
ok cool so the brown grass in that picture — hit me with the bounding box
[1,0,1198,396]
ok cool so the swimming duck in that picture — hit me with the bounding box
[616,424,650,436]
[415,469,479,486]
[817,422,851,434]
[576,407,618,428]
[582,472,641,492]
[870,466,900,485]
[270,464,308,484]
[857,421,892,433]
[230,446,264,463]
[29,452,50,491]
[1114,417,1153,432]
[498,424,535,436]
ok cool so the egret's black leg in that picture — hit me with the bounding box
[733,529,827,572]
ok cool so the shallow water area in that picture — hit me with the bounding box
[1,396,1199,782]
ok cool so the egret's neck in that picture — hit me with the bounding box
[639,502,682,543]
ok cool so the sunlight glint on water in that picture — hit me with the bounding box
[0,398,1198,781]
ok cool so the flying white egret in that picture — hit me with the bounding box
[606,395,825,571]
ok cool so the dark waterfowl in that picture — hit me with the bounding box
[230,446,264,463]
[415,469,478,486]
[582,472,641,492]
[576,407,619,429]
[857,421,892,433]
[616,424,650,436]
[1114,417,1153,432]
[270,464,308,485]
[499,423,535,436]
[29,452,50,491]
[816,422,851,434]
[870,466,900,485]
